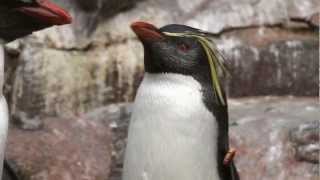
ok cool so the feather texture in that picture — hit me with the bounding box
[162,32,228,105]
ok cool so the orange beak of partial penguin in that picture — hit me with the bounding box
[16,0,72,25]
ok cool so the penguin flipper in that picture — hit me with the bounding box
[223,148,237,165]
[230,162,240,180]
[2,159,20,180]
[223,149,240,180]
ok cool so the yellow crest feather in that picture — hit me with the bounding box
[163,32,228,105]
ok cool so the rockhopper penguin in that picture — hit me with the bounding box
[0,1,71,179]
[122,22,239,180]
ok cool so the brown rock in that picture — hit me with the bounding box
[6,117,112,180]
[229,97,319,180]
[82,103,132,180]
[290,120,320,163]
[76,98,320,180]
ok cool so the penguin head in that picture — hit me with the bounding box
[131,21,228,105]
[1,0,72,42]
[131,22,210,75]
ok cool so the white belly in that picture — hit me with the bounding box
[0,96,8,175]
[123,73,220,180]
[0,45,9,176]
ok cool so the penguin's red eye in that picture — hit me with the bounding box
[178,43,190,52]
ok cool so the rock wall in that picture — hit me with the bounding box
[4,0,319,121]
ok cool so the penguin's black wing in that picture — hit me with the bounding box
[230,162,240,180]
[215,92,240,180]
[205,86,239,180]
[199,75,239,180]
[2,159,20,180]
[215,105,239,180]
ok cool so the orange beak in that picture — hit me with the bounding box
[131,21,164,42]
[16,0,72,25]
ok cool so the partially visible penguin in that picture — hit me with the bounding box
[0,1,71,179]
[122,22,239,180]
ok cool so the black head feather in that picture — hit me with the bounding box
[131,22,228,105]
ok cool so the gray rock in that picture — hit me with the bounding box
[8,44,142,118]
[82,103,132,180]
[290,120,319,145]
[226,40,319,96]
[290,120,320,163]
[73,0,144,35]
[229,97,319,180]
[11,112,43,131]
[6,116,112,180]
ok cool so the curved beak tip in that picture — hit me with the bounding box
[130,21,164,41]
[17,0,72,25]
[130,21,156,30]
[57,11,72,25]
[41,0,72,25]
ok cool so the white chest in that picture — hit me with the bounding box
[0,96,8,150]
[0,44,8,176]
[0,45,4,93]
[123,73,220,180]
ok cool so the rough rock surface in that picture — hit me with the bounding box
[79,97,319,180]
[290,120,319,164]
[3,0,319,122]
[4,97,319,180]
[83,104,132,180]
[4,98,319,180]
[5,117,112,180]
[8,43,142,118]
[229,97,319,180]
[226,39,318,96]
